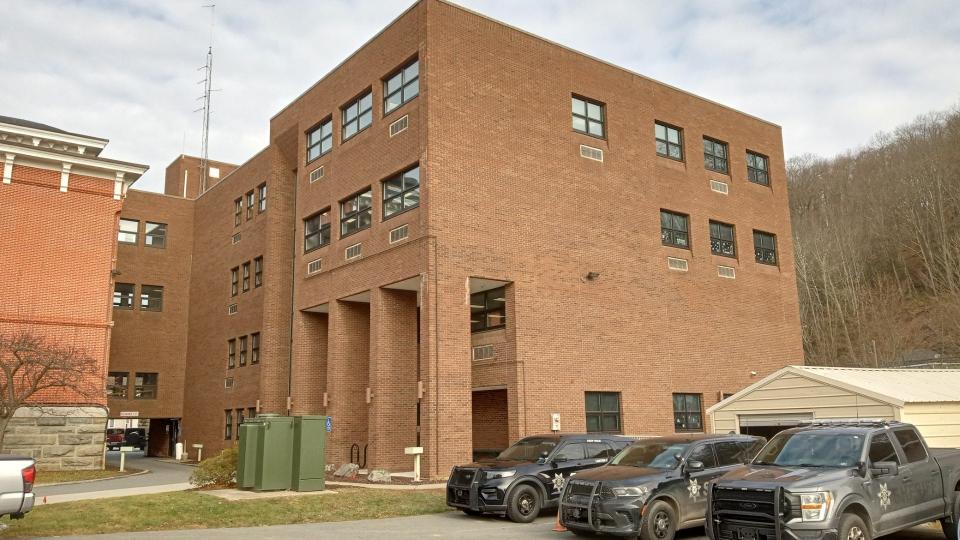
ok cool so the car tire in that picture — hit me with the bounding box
[941,491,960,540]
[639,499,676,540]
[506,484,541,523]
[460,509,482,517]
[838,513,871,540]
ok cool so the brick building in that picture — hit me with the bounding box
[0,115,147,469]
[108,0,803,479]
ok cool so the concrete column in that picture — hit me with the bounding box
[325,300,370,467]
[290,311,328,416]
[2,154,14,184]
[368,288,419,471]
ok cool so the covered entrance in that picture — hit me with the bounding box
[472,387,508,461]
[737,413,813,439]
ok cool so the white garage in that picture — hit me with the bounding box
[709,365,960,447]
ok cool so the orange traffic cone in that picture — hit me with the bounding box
[553,510,567,532]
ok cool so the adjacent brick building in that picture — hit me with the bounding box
[108,0,803,478]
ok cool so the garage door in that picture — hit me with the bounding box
[738,413,813,439]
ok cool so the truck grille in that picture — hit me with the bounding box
[565,479,596,498]
[450,467,477,487]
[711,486,785,540]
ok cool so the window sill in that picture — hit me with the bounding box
[306,150,331,167]
[661,242,691,251]
[304,243,330,255]
[656,153,685,163]
[383,97,417,119]
[341,125,372,145]
[711,253,738,261]
[572,129,607,142]
[340,226,371,240]
[383,204,419,222]
[471,325,506,335]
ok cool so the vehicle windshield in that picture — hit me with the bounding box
[610,441,691,469]
[753,431,865,468]
[496,438,558,461]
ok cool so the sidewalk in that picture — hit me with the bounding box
[38,482,193,505]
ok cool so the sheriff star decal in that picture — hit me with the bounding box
[687,478,703,499]
[878,483,892,509]
[552,473,566,492]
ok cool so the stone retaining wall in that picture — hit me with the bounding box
[1,406,107,470]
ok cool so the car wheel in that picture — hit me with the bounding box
[506,484,541,523]
[941,492,960,540]
[838,513,871,540]
[639,499,676,540]
[460,509,482,517]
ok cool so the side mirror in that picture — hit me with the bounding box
[871,461,899,477]
[553,456,568,464]
[685,460,705,474]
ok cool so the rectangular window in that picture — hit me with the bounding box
[753,231,778,265]
[257,183,267,213]
[307,118,333,162]
[251,332,260,364]
[144,222,167,248]
[118,218,139,244]
[869,433,900,465]
[225,410,233,440]
[383,165,420,218]
[239,336,247,367]
[673,393,703,432]
[231,267,239,296]
[254,257,263,287]
[237,408,245,435]
[242,262,251,292]
[113,283,135,309]
[234,198,242,226]
[140,285,163,312]
[304,210,331,252]
[248,407,256,420]
[660,210,690,249]
[228,339,236,369]
[894,428,928,463]
[585,392,621,433]
[470,286,507,333]
[340,189,373,237]
[710,221,736,258]
[747,151,770,185]
[135,372,158,400]
[703,137,728,173]
[342,91,373,141]
[384,59,419,114]
[655,122,683,160]
[246,191,255,220]
[107,372,128,398]
[571,96,604,138]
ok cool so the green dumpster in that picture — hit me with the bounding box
[254,415,294,491]
[292,416,327,491]
[236,419,263,489]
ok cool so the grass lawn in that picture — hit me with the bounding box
[1,488,448,537]
[35,467,139,485]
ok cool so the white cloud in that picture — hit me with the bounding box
[2,0,958,192]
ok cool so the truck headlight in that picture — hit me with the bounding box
[487,470,516,479]
[797,492,832,522]
[610,486,650,499]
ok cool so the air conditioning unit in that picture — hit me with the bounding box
[579,145,603,162]
[667,257,689,272]
[224,377,234,389]
[307,258,323,275]
[232,233,241,245]
[718,265,736,279]
[389,224,409,244]
[345,243,362,260]
[472,344,495,361]
[710,180,729,194]
[309,166,325,183]
[228,303,238,315]
[389,115,409,137]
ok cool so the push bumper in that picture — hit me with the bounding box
[560,498,642,537]
[446,475,510,514]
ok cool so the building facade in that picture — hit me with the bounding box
[109,0,803,479]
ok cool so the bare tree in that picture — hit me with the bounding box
[0,332,101,447]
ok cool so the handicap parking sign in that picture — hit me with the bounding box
[325,417,332,432]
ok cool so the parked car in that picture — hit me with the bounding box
[447,433,634,523]
[105,428,125,451]
[559,433,765,539]
[0,455,35,519]
[123,428,146,451]
[707,419,960,540]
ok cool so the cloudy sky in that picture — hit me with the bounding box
[4,0,959,193]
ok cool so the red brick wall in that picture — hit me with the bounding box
[472,389,508,453]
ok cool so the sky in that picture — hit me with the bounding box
[3,0,959,193]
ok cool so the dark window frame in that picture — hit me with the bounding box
[382,164,420,219]
[234,198,242,226]
[242,262,251,292]
[306,117,334,163]
[710,220,737,258]
[228,339,236,369]
[113,283,135,309]
[747,151,770,186]
[144,221,167,249]
[655,121,684,161]
[340,188,373,238]
[383,57,420,116]
[107,371,129,399]
[134,372,158,400]
[585,391,622,434]
[894,428,928,463]
[246,191,255,220]
[239,335,247,367]
[140,285,163,312]
[225,410,233,440]
[118,218,139,245]
[251,332,260,364]
[257,183,267,213]
[571,95,606,139]
[673,393,704,433]
[254,256,263,287]
[660,210,690,249]
[304,209,332,253]
[231,267,239,296]
[868,432,901,465]
[753,230,778,265]
[341,90,374,142]
[703,137,729,174]
[470,286,507,333]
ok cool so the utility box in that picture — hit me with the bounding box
[292,416,327,491]
[254,415,294,491]
[236,420,263,489]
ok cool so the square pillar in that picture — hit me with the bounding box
[290,311,328,415]
[325,300,370,467]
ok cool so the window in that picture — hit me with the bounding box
[239,335,247,367]
[586,442,616,459]
[869,433,900,465]
[710,221,736,258]
[248,407,256,420]
[140,285,163,312]
[228,339,236,369]
[384,59,419,114]
[470,286,506,332]
[113,283,135,309]
[554,443,586,461]
[673,393,703,432]
[747,151,769,186]
[307,119,333,162]
[660,210,690,248]
[246,191,255,220]
[383,165,420,218]
[754,231,778,265]
[231,267,239,296]
[234,198,242,226]
[237,408,245,433]
[572,96,605,138]
[655,122,683,160]
[118,218,139,244]
[107,372,128,398]
[688,443,718,468]
[254,257,263,287]
[703,137,728,173]
[585,392,621,433]
[340,189,373,236]
[251,332,260,364]
[894,429,928,463]
[134,372,158,399]
[144,222,167,248]
[225,410,233,440]
[342,91,373,141]
[715,441,749,466]
[304,210,331,252]
[257,183,267,213]
[242,262,251,292]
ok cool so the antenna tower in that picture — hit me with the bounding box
[196,4,216,193]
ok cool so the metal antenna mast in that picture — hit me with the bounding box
[196,4,216,194]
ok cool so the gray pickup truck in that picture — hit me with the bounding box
[707,420,960,540]
[0,455,35,519]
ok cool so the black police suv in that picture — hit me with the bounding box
[447,433,634,523]
[559,433,765,539]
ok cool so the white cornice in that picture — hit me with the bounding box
[0,122,108,155]
[0,141,148,178]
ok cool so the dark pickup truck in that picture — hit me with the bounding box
[707,420,960,540]
[447,433,633,523]
[559,433,765,539]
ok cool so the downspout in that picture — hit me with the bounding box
[287,165,298,413]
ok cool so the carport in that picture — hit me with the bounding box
[708,365,960,446]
